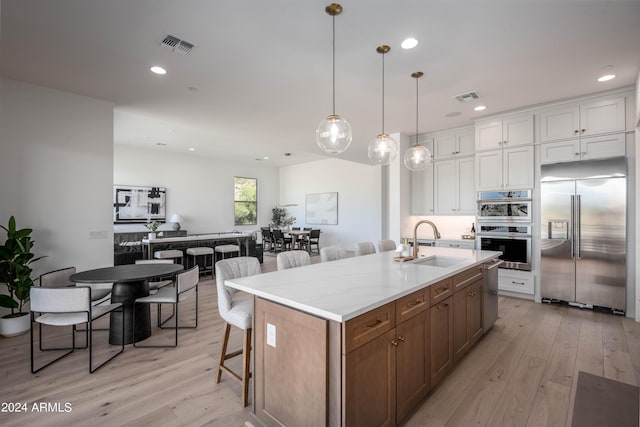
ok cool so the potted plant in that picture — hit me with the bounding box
[0,216,44,337]
[271,207,296,231]
[145,221,162,239]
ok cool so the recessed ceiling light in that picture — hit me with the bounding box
[188,147,195,151]
[401,38,418,49]
[474,105,487,111]
[597,74,615,82]
[155,142,166,146]
[263,156,269,160]
[150,66,167,75]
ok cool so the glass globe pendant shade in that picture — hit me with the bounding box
[368,133,398,165]
[404,144,432,171]
[316,114,353,154]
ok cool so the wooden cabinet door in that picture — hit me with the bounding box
[410,163,434,215]
[502,114,533,147]
[452,287,470,363]
[396,310,430,424]
[433,159,457,214]
[468,280,484,344]
[475,149,502,191]
[456,156,476,214]
[475,120,503,151]
[580,96,626,137]
[502,145,533,190]
[537,104,580,143]
[345,329,397,427]
[430,297,453,387]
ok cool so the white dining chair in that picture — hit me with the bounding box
[354,242,376,256]
[320,246,348,262]
[378,240,397,252]
[277,250,311,270]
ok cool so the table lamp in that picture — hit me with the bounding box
[169,214,184,231]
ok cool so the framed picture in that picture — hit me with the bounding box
[305,192,338,225]
[113,185,166,223]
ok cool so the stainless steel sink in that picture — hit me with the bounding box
[411,255,466,268]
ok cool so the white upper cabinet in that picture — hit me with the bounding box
[433,126,475,159]
[475,113,533,151]
[539,134,626,165]
[410,162,434,215]
[476,146,534,191]
[434,156,475,214]
[537,96,625,143]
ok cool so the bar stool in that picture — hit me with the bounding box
[186,247,214,278]
[154,249,184,266]
[215,244,240,263]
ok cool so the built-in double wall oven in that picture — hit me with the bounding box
[477,190,532,271]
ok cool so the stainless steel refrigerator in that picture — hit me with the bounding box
[540,158,626,314]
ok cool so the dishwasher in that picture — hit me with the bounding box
[483,259,503,331]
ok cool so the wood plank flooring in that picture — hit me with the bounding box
[1,254,638,426]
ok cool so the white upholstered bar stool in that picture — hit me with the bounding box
[154,249,184,266]
[186,247,214,278]
[354,242,376,256]
[215,256,261,407]
[215,244,240,263]
[276,250,311,270]
[378,240,397,252]
[320,246,348,262]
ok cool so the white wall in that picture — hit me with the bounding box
[279,158,382,250]
[636,71,640,322]
[0,78,114,278]
[114,145,280,235]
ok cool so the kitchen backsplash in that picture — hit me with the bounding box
[405,215,476,241]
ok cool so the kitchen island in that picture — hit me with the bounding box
[226,247,501,427]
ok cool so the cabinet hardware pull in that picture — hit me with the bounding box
[512,281,525,285]
[437,303,449,310]
[575,152,581,156]
[363,318,382,329]
[407,299,422,307]
[398,336,405,342]
[581,129,586,133]
[467,290,474,297]
[436,286,449,295]
[391,340,399,346]
[574,129,579,134]
[503,140,508,144]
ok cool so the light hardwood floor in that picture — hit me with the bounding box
[1,254,639,426]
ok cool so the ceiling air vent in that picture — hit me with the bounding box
[453,91,479,103]
[160,34,194,55]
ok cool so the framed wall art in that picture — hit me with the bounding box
[305,192,338,225]
[113,185,166,223]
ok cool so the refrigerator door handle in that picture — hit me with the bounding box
[576,194,581,259]
[570,195,575,259]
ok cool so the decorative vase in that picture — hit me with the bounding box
[0,313,30,337]
[148,232,157,240]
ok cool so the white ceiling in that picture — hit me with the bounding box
[2,0,639,166]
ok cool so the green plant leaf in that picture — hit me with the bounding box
[0,294,18,309]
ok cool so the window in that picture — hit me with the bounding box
[234,177,257,225]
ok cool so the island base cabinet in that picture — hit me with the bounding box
[254,298,332,427]
[345,329,397,427]
[430,296,454,387]
[453,279,483,362]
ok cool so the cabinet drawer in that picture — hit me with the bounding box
[498,270,534,295]
[344,302,395,353]
[430,278,453,306]
[396,287,430,324]
[453,265,483,292]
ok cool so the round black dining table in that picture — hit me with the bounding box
[69,264,183,345]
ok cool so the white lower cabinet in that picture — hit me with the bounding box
[539,133,626,164]
[434,157,475,214]
[476,145,533,191]
[498,269,534,295]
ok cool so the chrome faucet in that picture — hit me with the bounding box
[413,220,441,258]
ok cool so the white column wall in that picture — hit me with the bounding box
[278,158,382,251]
[113,145,280,234]
[0,78,114,279]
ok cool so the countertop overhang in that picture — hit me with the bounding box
[225,247,501,322]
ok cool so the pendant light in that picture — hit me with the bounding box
[316,3,352,154]
[404,71,432,171]
[368,45,398,166]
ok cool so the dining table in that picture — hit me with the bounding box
[69,263,183,345]
[287,230,310,251]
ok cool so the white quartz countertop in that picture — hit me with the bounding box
[225,247,501,322]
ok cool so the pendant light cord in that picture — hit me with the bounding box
[381,52,385,134]
[332,15,336,116]
[415,75,419,142]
